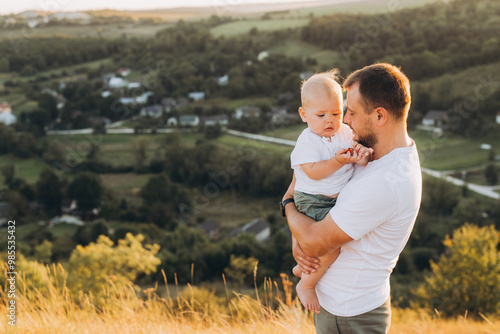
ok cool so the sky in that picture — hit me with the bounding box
[0,0,320,15]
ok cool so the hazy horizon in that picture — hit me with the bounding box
[0,0,328,15]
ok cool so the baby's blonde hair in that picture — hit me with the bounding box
[300,69,343,107]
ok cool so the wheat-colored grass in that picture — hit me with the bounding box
[1,264,499,334]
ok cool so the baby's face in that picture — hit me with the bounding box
[299,90,343,138]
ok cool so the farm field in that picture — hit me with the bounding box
[0,23,172,40]
[210,18,310,38]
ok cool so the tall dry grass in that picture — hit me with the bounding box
[1,263,499,334]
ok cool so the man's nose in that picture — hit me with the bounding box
[344,113,350,124]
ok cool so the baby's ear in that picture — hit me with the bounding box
[298,107,307,122]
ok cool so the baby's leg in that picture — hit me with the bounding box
[296,248,340,314]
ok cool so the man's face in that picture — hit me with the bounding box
[299,90,343,138]
[344,83,378,148]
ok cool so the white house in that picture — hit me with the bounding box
[234,106,261,119]
[188,92,205,101]
[127,82,141,90]
[202,114,229,126]
[135,92,153,104]
[496,111,500,124]
[101,90,111,98]
[257,51,269,61]
[422,110,448,127]
[179,115,200,127]
[108,77,128,89]
[117,68,131,77]
[140,105,163,118]
[217,75,229,86]
[119,97,135,105]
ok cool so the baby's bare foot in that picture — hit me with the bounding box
[292,265,302,278]
[296,279,320,314]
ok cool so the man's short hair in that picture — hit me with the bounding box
[343,63,411,120]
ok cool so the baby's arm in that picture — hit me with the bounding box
[300,155,346,180]
[301,145,371,180]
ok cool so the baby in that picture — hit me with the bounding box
[290,70,372,313]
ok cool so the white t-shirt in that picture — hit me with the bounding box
[290,125,354,197]
[317,142,422,317]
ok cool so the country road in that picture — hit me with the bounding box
[46,127,500,200]
[227,130,500,200]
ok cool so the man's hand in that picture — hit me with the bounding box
[293,236,319,274]
[335,144,373,165]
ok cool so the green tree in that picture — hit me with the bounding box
[36,168,64,216]
[413,224,500,318]
[421,177,460,215]
[42,139,65,163]
[67,172,103,211]
[0,123,18,154]
[66,233,161,306]
[14,133,38,158]
[131,138,149,171]
[485,164,498,185]
[37,93,58,121]
[34,240,53,264]
[224,254,259,286]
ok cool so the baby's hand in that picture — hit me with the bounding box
[335,148,357,165]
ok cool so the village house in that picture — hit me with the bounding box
[108,77,128,89]
[217,75,229,86]
[234,106,261,120]
[188,92,205,101]
[140,105,163,118]
[117,68,131,77]
[179,115,200,127]
[161,97,176,111]
[202,114,229,126]
[119,97,135,105]
[257,51,270,61]
[496,111,500,125]
[127,82,141,90]
[135,92,153,104]
[228,218,271,243]
[422,110,449,128]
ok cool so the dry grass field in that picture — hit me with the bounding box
[1,263,499,334]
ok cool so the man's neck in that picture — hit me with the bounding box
[372,125,411,160]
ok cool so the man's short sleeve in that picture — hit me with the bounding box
[330,176,397,240]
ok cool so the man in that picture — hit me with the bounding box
[281,63,422,333]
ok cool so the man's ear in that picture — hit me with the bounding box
[374,107,388,125]
[298,107,307,122]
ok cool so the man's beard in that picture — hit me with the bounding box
[356,119,378,148]
[357,132,378,148]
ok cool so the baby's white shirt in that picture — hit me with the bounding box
[291,124,355,197]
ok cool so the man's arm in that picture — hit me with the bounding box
[285,202,353,257]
